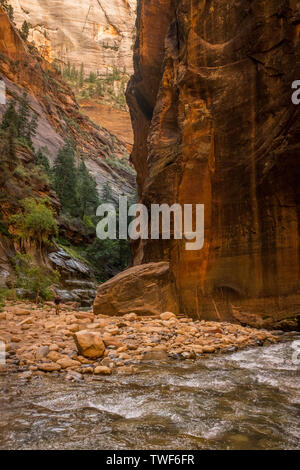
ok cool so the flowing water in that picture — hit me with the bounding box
[0,340,299,450]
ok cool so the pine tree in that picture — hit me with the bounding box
[77,160,99,220]
[0,102,18,170]
[6,122,17,164]
[1,96,39,149]
[20,20,30,40]
[63,61,71,81]
[101,181,113,203]
[26,111,38,146]
[96,81,103,98]
[17,92,30,139]
[70,65,78,82]
[52,141,79,216]
[35,148,50,174]
[79,63,84,88]
[1,101,19,132]
[89,71,97,83]
[0,124,17,172]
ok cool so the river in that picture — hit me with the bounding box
[0,340,299,450]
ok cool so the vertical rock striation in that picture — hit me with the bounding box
[10,0,136,75]
[124,0,300,325]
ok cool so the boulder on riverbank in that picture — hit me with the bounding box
[73,330,105,359]
[93,262,179,317]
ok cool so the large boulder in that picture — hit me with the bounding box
[93,262,178,317]
[73,330,105,359]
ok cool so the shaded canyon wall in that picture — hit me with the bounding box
[122,0,300,326]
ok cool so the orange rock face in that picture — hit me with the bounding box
[125,0,300,324]
[73,330,105,359]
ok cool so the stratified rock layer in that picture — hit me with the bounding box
[125,0,300,324]
[10,0,136,75]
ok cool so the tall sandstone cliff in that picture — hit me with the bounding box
[95,0,300,327]
[10,0,136,75]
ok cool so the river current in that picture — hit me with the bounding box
[0,340,299,450]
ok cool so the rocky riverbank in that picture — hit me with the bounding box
[0,301,298,382]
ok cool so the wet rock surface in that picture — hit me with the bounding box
[48,247,97,307]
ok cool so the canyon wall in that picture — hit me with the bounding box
[0,6,135,301]
[0,6,135,200]
[10,0,136,75]
[122,0,300,326]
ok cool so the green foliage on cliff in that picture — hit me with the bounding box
[14,254,60,301]
[52,141,78,216]
[20,21,31,41]
[59,62,129,111]
[52,141,100,224]
[1,93,38,148]
[77,160,99,220]
[0,81,132,288]
[35,148,51,174]
[0,98,49,225]
[0,96,131,284]
[106,153,136,175]
[9,198,58,255]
